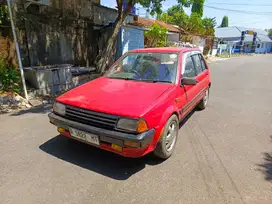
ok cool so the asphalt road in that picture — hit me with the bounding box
[0,55,271,204]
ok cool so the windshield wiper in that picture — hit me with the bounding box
[143,80,172,84]
[107,77,134,80]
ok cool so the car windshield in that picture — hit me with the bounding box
[105,52,179,83]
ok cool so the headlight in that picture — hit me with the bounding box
[117,118,148,133]
[53,102,66,115]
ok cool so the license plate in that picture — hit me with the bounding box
[69,127,100,146]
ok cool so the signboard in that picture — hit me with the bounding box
[245,30,254,35]
[123,1,136,14]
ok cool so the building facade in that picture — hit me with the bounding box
[215,26,272,54]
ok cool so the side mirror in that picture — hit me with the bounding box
[181,77,198,85]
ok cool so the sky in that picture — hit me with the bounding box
[100,0,272,30]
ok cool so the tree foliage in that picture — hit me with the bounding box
[158,1,216,37]
[220,16,228,27]
[265,29,272,36]
[191,0,205,17]
[202,17,216,36]
[203,44,211,56]
[0,57,20,92]
[144,24,168,47]
[0,4,9,25]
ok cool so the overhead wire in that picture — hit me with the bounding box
[205,2,272,6]
[203,5,272,15]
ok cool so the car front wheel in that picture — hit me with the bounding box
[154,115,179,159]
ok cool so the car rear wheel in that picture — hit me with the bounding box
[198,88,209,110]
[154,115,179,159]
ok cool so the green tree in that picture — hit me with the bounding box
[0,4,9,25]
[191,0,205,17]
[95,0,165,73]
[158,5,189,29]
[202,17,216,36]
[144,24,168,47]
[159,2,216,37]
[265,29,272,36]
[187,12,203,33]
[220,16,228,27]
[0,57,20,92]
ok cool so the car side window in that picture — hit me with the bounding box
[183,56,196,78]
[192,54,203,75]
[199,54,207,71]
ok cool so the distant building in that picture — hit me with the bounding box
[129,16,184,46]
[215,26,272,53]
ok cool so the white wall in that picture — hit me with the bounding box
[211,49,217,56]
[192,36,206,53]
[167,32,179,44]
[255,42,270,53]
[266,42,272,52]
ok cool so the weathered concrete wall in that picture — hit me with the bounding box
[9,0,99,67]
[93,5,134,26]
[0,37,18,68]
[23,11,97,67]
[50,0,99,18]
[192,36,206,53]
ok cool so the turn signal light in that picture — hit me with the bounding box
[58,127,67,134]
[137,119,148,133]
[57,127,70,136]
[111,144,122,151]
[124,140,140,148]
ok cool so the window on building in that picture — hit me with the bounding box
[257,44,260,48]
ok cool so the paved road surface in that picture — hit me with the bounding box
[0,55,271,204]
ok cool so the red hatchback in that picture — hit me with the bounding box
[49,47,211,159]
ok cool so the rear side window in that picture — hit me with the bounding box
[183,56,196,77]
[192,54,202,75]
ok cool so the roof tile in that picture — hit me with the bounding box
[129,17,183,33]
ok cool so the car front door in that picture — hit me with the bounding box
[191,53,209,96]
[177,51,199,117]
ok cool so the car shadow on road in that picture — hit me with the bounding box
[258,153,272,181]
[179,109,196,129]
[11,104,52,116]
[39,109,195,180]
[39,135,163,180]
[257,136,272,182]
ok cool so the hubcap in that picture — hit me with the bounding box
[165,122,177,152]
[203,89,209,107]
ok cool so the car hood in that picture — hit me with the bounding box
[57,77,173,117]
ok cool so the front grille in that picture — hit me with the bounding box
[64,105,119,130]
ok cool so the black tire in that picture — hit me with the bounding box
[198,88,209,110]
[154,114,179,159]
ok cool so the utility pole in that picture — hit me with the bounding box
[7,0,28,100]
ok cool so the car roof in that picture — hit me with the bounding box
[130,47,201,54]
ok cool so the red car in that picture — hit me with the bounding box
[49,47,211,159]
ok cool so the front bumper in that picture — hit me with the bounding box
[48,113,155,157]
